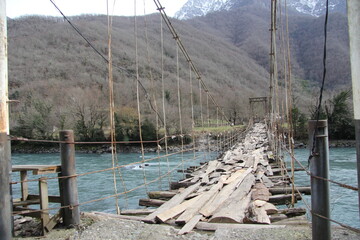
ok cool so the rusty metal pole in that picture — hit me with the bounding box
[0,0,12,239]
[59,130,80,227]
[308,120,331,240]
[347,0,360,219]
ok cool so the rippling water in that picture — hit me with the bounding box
[11,148,359,228]
[288,148,359,228]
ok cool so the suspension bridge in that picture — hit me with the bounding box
[1,0,360,239]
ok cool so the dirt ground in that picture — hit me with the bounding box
[13,212,360,240]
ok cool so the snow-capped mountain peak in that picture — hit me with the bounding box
[175,0,346,20]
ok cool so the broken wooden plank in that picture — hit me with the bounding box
[175,176,227,225]
[249,201,271,224]
[199,168,252,217]
[178,215,202,235]
[209,174,255,223]
[155,195,202,223]
[143,182,201,223]
[251,183,270,201]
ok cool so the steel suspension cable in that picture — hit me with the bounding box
[152,0,231,126]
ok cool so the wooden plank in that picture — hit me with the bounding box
[27,194,61,203]
[84,212,144,221]
[20,170,28,201]
[269,187,311,195]
[13,199,40,206]
[148,191,177,199]
[156,195,202,223]
[175,176,227,225]
[178,215,202,235]
[170,181,195,190]
[209,174,255,223]
[13,165,61,175]
[39,178,50,235]
[45,210,62,232]
[199,168,252,217]
[121,209,155,216]
[249,201,271,224]
[195,222,286,231]
[269,194,301,205]
[143,182,201,223]
[251,183,270,201]
[253,200,278,214]
[139,199,166,207]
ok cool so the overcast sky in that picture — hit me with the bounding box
[6,0,188,18]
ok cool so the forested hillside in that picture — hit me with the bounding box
[8,14,269,141]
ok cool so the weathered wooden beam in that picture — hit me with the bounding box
[178,215,202,235]
[148,191,177,199]
[120,209,155,216]
[170,181,195,190]
[269,187,311,195]
[269,194,301,205]
[139,199,166,207]
[195,222,286,231]
[143,182,201,223]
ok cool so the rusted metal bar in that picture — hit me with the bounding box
[308,120,331,240]
[59,130,80,227]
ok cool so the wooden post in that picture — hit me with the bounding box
[308,120,331,240]
[347,0,360,219]
[59,130,80,227]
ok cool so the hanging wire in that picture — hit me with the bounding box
[189,62,197,163]
[159,13,172,185]
[107,0,121,214]
[142,0,162,191]
[176,45,185,179]
[134,0,149,194]
[308,0,329,165]
[49,0,164,127]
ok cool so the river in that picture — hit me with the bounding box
[11,148,359,228]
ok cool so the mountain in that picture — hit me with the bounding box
[7,15,270,137]
[185,4,351,89]
[287,0,346,17]
[175,0,346,19]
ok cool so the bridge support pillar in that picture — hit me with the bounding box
[308,120,330,240]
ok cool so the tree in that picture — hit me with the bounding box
[291,106,308,140]
[310,90,354,140]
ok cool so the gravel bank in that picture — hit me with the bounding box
[16,214,360,240]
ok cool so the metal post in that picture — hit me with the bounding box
[308,120,331,240]
[0,133,11,240]
[0,0,12,239]
[59,130,80,227]
[347,0,360,219]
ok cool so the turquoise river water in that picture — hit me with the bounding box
[11,148,359,228]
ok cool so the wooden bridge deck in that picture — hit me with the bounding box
[124,123,309,234]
